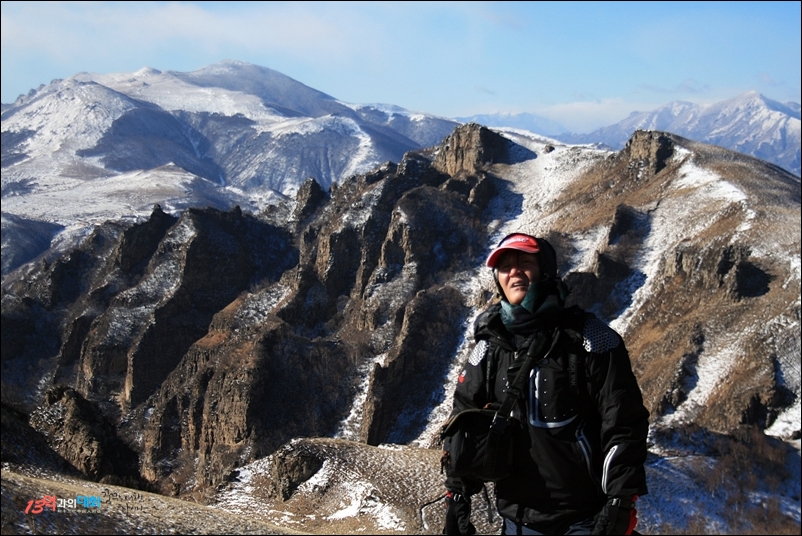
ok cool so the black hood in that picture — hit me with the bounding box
[534,237,558,279]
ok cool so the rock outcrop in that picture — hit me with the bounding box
[28,386,142,485]
[621,129,675,177]
[433,122,511,176]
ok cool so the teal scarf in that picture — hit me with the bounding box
[500,278,567,335]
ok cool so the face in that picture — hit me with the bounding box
[496,251,541,305]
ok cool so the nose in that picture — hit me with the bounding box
[508,265,523,276]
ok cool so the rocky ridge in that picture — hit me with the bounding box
[1,122,800,533]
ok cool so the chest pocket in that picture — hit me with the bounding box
[528,354,580,428]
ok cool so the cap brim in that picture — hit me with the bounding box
[486,244,540,267]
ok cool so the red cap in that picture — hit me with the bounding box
[486,233,540,268]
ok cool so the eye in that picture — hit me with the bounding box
[496,257,513,272]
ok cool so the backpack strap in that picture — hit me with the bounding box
[560,310,598,416]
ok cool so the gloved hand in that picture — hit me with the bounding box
[592,495,638,535]
[443,490,476,535]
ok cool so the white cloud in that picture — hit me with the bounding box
[1,1,448,104]
[1,2,369,64]
[537,99,647,133]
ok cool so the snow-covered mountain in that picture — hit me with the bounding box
[3,62,800,279]
[1,60,458,275]
[554,91,801,177]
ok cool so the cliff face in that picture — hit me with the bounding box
[1,123,510,494]
[1,123,799,502]
[433,122,511,176]
[135,124,508,492]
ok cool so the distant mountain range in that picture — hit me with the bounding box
[1,59,459,200]
[1,60,799,279]
[460,92,801,177]
[1,60,459,274]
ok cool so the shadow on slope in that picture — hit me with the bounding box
[1,214,65,277]
[77,106,225,184]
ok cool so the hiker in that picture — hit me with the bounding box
[442,233,649,535]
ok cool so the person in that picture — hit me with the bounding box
[442,233,649,535]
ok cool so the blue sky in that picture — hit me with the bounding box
[1,1,800,132]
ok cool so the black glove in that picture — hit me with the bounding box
[592,495,638,535]
[443,491,476,535]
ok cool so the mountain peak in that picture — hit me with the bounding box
[134,67,162,77]
[189,59,271,76]
[554,92,800,176]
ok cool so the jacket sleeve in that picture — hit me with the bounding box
[584,317,650,498]
[444,338,491,495]
[451,339,491,414]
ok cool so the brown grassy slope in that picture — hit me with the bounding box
[1,467,302,535]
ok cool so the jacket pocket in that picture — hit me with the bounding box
[574,420,601,489]
[527,360,580,428]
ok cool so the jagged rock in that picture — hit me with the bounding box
[113,204,177,273]
[74,206,294,412]
[27,386,141,484]
[291,177,329,225]
[662,242,771,300]
[621,129,675,177]
[433,122,510,176]
[1,222,128,413]
[266,440,325,500]
[133,133,501,491]
[1,402,84,478]
[361,285,467,445]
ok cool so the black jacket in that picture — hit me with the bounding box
[445,303,649,529]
